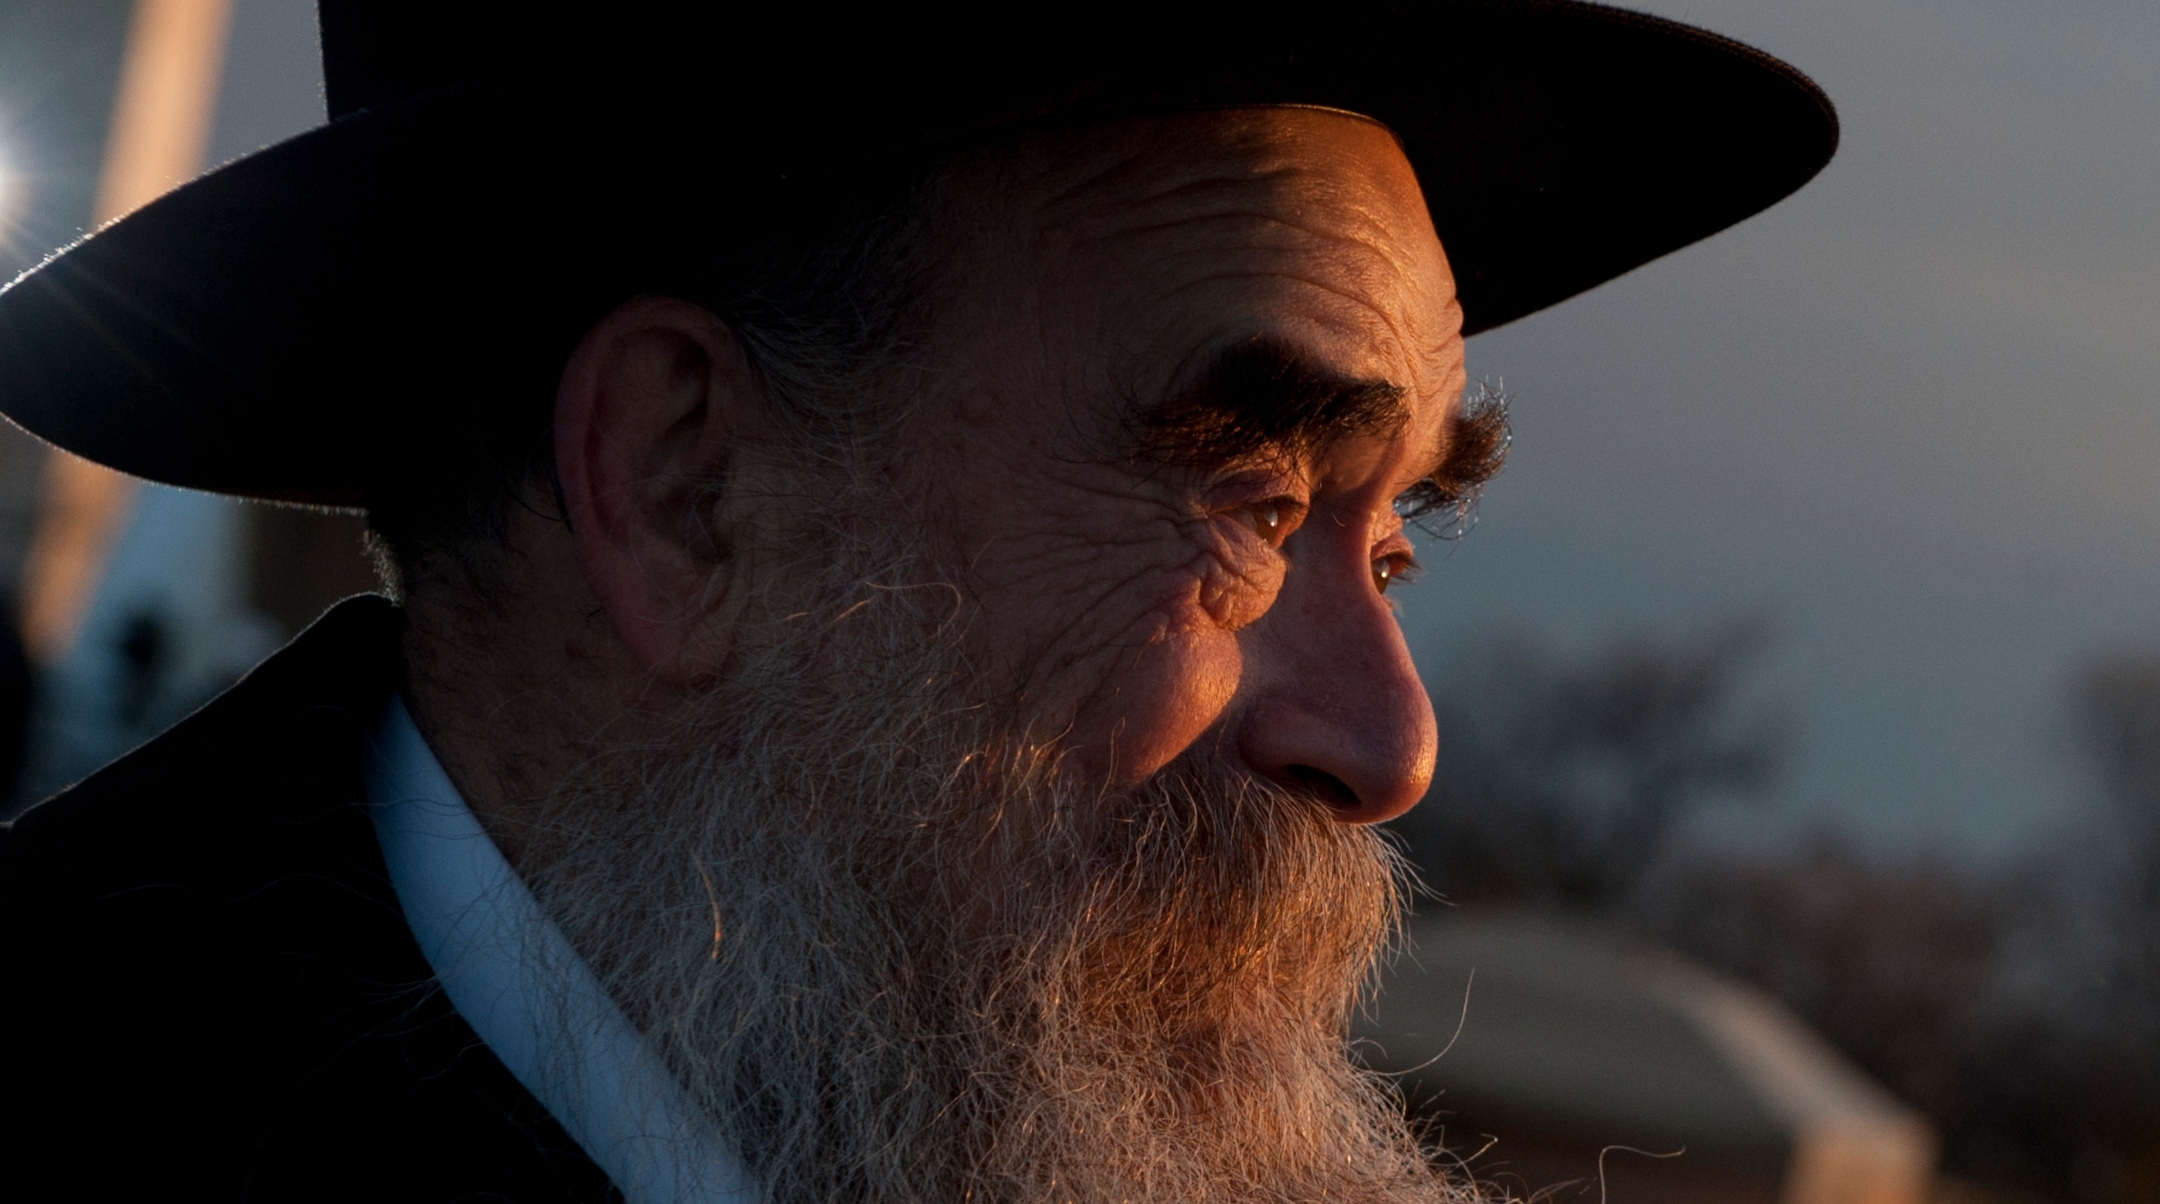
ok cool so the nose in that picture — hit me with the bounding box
[1234,575,1437,825]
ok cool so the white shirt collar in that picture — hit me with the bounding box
[365,695,756,1204]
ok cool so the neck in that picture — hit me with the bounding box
[395,521,665,871]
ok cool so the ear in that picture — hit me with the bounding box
[554,295,762,681]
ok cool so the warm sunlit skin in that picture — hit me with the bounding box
[913,109,1461,821]
[403,107,1463,851]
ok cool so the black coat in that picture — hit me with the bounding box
[0,596,618,1201]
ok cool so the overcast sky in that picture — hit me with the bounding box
[5,0,2155,862]
[1407,0,2160,860]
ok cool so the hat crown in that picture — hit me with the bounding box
[318,3,759,120]
[2,0,1836,505]
[318,0,509,119]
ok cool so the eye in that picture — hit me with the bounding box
[1373,552,1421,594]
[1245,499,1297,547]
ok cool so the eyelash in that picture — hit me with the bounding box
[1235,498,1420,594]
[1373,551,1421,594]
[1241,497,1304,547]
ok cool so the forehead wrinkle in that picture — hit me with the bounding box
[1068,206,1364,250]
[958,110,1460,456]
[1038,161,1314,223]
[1051,169,1407,249]
[1150,268,1413,354]
[1084,209,1435,316]
[1022,123,1348,216]
[1032,149,1398,252]
[1049,193,1455,369]
[1002,127,1445,306]
[1136,260,1454,394]
[988,107,1428,258]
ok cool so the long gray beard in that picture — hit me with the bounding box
[519,538,1475,1203]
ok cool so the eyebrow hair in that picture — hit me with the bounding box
[1399,380,1510,538]
[1130,335,1510,537]
[1130,336,1411,470]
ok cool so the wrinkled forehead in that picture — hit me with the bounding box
[942,108,1465,414]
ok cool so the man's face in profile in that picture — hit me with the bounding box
[901,107,1466,824]
[530,106,1487,1202]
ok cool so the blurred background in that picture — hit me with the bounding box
[0,2,2154,1202]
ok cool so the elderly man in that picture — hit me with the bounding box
[0,4,1832,1200]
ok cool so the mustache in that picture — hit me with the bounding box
[510,538,1464,1202]
[1060,752,1409,1015]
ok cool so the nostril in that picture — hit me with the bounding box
[1282,764,1359,811]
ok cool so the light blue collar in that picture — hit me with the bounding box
[365,695,756,1204]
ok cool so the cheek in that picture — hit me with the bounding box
[946,466,1282,786]
[1062,531,1278,786]
[1193,521,1285,632]
[1078,625,1244,789]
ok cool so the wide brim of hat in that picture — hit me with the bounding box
[0,1,1835,507]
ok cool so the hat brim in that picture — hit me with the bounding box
[0,0,1836,506]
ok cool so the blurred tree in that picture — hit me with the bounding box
[1393,619,1787,907]
[2039,653,2160,1091]
[2050,651,2160,1197]
[1629,650,2160,1202]
[2073,653,2160,898]
[1633,840,2004,1170]
[1393,635,2160,1201]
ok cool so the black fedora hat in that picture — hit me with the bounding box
[0,1,1835,508]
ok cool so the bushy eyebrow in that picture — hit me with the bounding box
[1129,336,1410,469]
[1399,381,1510,538]
[1127,335,1510,537]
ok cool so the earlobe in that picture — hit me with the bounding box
[553,295,760,682]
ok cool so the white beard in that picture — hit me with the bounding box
[516,529,1479,1203]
